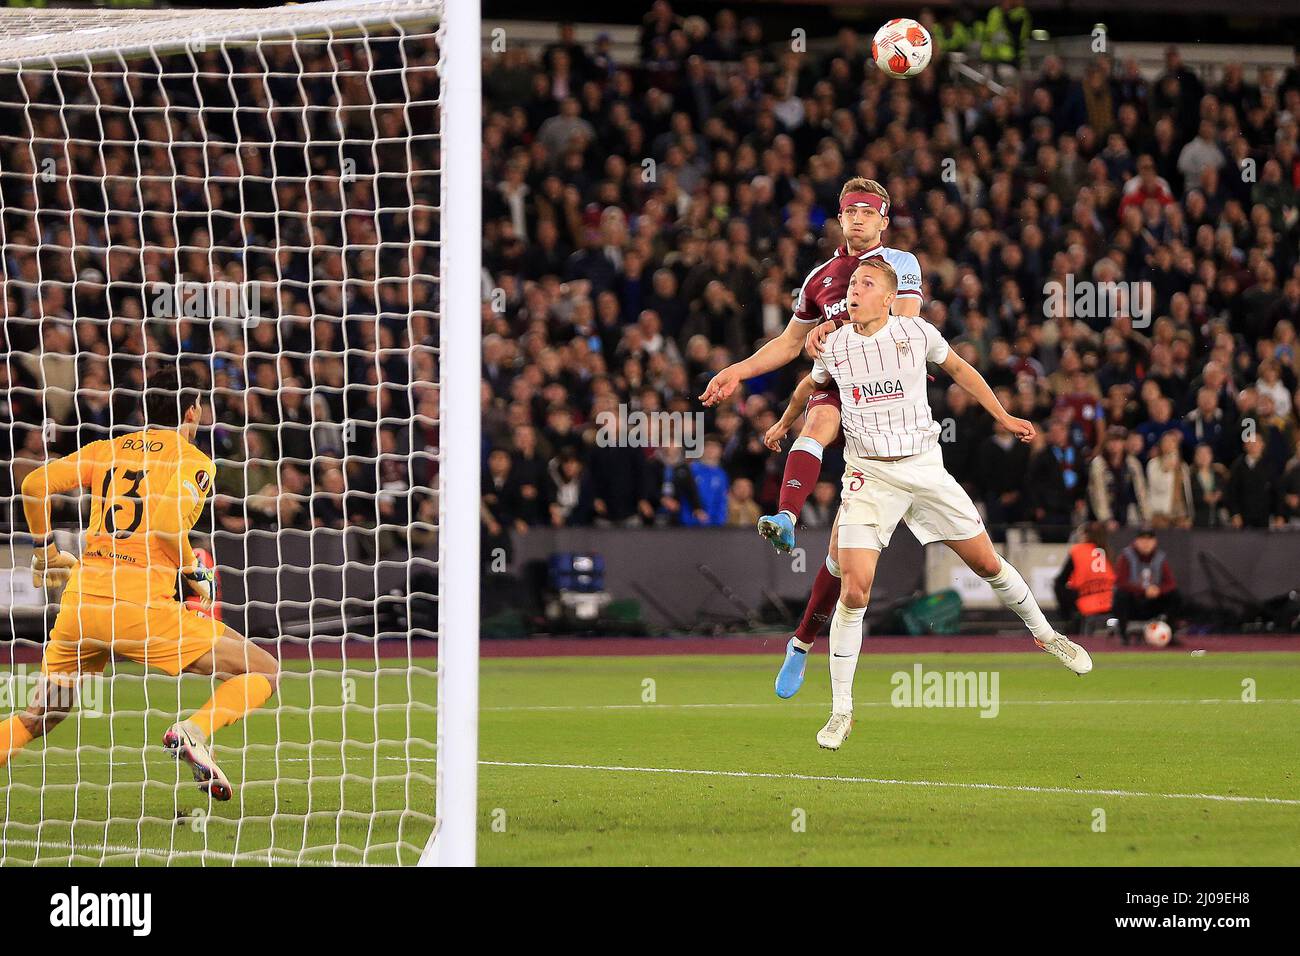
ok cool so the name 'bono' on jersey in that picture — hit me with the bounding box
[810,315,949,459]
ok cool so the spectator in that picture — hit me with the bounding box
[1177,120,1226,190]
[1226,436,1275,527]
[980,0,1032,67]
[1190,442,1230,527]
[976,418,1032,526]
[1112,527,1181,641]
[547,452,596,527]
[647,444,706,526]
[1027,419,1087,538]
[1054,521,1117,630]
[18,20,1300,565]
[1277,449,1300,525]
[482,448,529,551]
[1145,430,1193,528]
[589,432,653,526]
[1182,386,1231,462]
[727,477,762,527]
[1088,425,1148,527]
[1136,396,1181,455]
[684,437,729,526]
[801,479,839,529]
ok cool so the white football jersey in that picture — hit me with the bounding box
[811,314,948,458]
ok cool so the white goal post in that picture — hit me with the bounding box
[424,0,481,868]
[0,0,480,866]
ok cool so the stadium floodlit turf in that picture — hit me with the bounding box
[475,650,1299,866]
[0,660,439,866]
[2,650,1297,865]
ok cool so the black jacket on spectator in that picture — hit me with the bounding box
[974,434,1031,524]
[1226,455,1275,527]
[510,450,550,524]
[589,443,648,522]
[940,408,990,488]
[646,459,703,525]
[1277,463,1300,521]
[483,467,530,527]
[679,300,747,357]
[546,468,596,527]
[644,291,689,341]
[1028,445,1085,529]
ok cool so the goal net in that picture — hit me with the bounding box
[0,0,480,866]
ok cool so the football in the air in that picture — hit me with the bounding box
[872,18,933,78]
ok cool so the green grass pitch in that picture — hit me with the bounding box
[2,650,1297,865]
[477,650,1299,866]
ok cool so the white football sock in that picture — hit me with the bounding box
[983,557,1054,641]
[829,599,866,715]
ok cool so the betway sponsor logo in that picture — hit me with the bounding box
[824,298,849,318]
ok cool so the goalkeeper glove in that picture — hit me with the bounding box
[31,539,77,590]
[183,564,216,612]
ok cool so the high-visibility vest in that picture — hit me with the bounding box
[980,6,1031,65]
[1067,542,1115,615]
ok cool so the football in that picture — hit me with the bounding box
[872,18,933,78]
[1144,620,1174,648]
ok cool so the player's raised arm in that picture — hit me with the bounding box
[765,373,822,451]
[700,317,810,406]
[21,450,93,588]
[939,349,1036,443]
[891,251,924,317]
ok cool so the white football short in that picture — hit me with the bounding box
[837,446,985,551]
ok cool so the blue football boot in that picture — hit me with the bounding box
[774,637,808,699]
[757,512,796,553]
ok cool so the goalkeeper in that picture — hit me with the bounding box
[0,366,278,801]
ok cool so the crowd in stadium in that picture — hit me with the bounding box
[479,4,1300,546]
[0,37,438,541]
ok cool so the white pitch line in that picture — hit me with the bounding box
[482,698,1300,712]
[479,760,1300,807]
[0,836,351,866]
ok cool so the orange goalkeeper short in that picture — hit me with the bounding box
[42,593,226,686]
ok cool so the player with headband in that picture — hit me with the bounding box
[700,177,923,699]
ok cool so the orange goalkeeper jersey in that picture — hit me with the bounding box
[25,429,215,608]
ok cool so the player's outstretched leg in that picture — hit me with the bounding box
[163,721,233,801]
[816,545,878,749]
[169,632,279,801]
[776,553,842,697]
[0,678,74,769]
[945,534,1093,675]
[759,403,842,553]
[818,599,865,749]
[756,511,797,553]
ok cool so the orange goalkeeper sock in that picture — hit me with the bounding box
[0,715,35,768]
[189,674,274,739]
